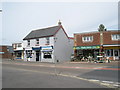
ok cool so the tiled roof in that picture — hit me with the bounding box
[23,25,61,40]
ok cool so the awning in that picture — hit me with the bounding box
[74,46,100,50]
[41,49,53,52]
[104,46,120,49]
[32,47,41,50]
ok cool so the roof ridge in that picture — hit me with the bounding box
[32,25,60,32]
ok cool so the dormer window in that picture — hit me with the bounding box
[36,39,39,45]
[82,36,93,42]
[112,34,120,40]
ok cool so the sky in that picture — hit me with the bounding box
[0,0,119,45]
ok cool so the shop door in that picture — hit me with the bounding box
[114,49,119,60]
[36,51,40,61]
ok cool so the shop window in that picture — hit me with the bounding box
[26,50,32,58]
[106,49,113,57]
[112,34,120,40]
[114,50,119,56]
[43,51,52,59]
[16,52,22,57]
[82,36,93,42]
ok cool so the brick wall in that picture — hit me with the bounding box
[74,32,100,46]
[74,30,119,46]
[0,46,13,59]
[103,31,120,45]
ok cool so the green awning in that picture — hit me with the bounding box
[74,46,100,50]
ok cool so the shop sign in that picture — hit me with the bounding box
[74,46,100,50]
[32,47,41,50]
[0,52,4,54]
[41,46,53,50]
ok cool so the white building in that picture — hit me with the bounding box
[23,21,74,63]
[12,42,24,60]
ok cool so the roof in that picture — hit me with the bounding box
[74,30,119,35]
[23,25,61,40]
[69,37,74,39]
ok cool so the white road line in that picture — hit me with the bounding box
[88,79,100,82]
[100,83,110,86]
[113,84,120,87]
[102,81,114,84]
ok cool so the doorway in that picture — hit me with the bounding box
[36,51,40,61]
[114,49,119,60]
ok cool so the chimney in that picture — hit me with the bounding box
[58,20,62,26]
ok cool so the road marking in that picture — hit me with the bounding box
[100,83,110,86]
[88,79,100,82]
[113,84,120,87]
[3,62,120,70]
[102,81,114,84]
[4,65,119,88]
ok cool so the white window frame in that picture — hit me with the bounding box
[111,34,120,41]
[82,36,93,42]
[36,39,39,45]
[27,40,30,46]
[17,43,22,47]
[46,37,50,44]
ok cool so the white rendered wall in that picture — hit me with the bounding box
[23,37,54,48]
[54,28,73,62]
[23,37,54,62]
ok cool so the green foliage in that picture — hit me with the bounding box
[98,24,107,32]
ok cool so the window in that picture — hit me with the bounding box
[18,43,22,47]
[106,49,113,57]
[13,44,16,48]
[46,37,50,44]
[43,51,52,59]
[82,36,93,42]
[112,34,120,40]
[36,39,39,45]
[26,50,32,58]
[27,40,30,46]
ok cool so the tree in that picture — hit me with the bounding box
[98,24,107,32]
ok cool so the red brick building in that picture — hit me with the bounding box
[0,45,13,59]
[74,30,120,61]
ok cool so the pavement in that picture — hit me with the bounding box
[2,59,119,71]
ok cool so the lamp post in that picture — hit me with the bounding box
[98,24,106,61]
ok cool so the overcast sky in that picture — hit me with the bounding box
[0,0,119,45]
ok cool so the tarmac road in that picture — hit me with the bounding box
[2,59,120,88]
[2,63,108,88]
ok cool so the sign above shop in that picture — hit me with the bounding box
[41,46,53,50]
[74,46,100,50]
[32,47,41,50]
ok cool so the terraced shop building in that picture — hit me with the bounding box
[23,21,74,63]
[74,30,120,61]
[0,45,13,59]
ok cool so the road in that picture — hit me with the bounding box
[2,59,120,88]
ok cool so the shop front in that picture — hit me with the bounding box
[74,45,100,60]
[24,46,54,62]
[14,50,24,59]
[41,46,54,62]
[104,46,120,60]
